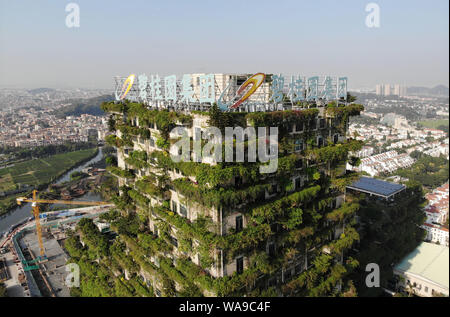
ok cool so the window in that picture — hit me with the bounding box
[268,184,277,195]
[295,122,304,132]
[270,223,280,233]
[294,139,303,152]
[170,236,178,247]
[155,289,161,297]
[319,118,325,129]
[236,257,244,274]
[149,122,155,129]
[295,159,303,169]
[295,177,302,190]
[333,134,339,144]
[179,204,187,217]
[284,269,292,281]
[330,199,337,209]
[235,215,243,232]
[149,138,155,147]
[295,263,303,274]
[268,278,276,287]
[310,119,317,130]
[317,136,324,148]
[425,286,428,293]
[171,201,178,213]
[268,243,275,257]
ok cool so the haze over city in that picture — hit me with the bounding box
[0,0,448,89]
[0,0,448,304]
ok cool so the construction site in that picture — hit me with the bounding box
[0,201,113,297]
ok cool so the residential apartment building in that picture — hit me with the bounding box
[375,84,407,97]
[353,146,374,158]
[349,150,415,176]
[421,183,449,247]
[422,223,449,247]
[102,76,364,296]
[425,183,449,225]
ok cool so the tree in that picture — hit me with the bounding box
[346,93,357,103]
[350,183,426,296]
[409,150,422,160]
[0,283,7,297]
[108,115,116,132]
[436,125,449,134]
[70,171,89,180]
[105,155,117,166]
[397,155,449,188]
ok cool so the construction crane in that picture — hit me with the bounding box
[16,190,111,260]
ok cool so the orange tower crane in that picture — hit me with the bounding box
[16,190,111,259]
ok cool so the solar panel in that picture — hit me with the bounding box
[348,177,405,197]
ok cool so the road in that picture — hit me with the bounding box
[0,204,113,297]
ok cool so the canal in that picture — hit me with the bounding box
[0,147,105,234]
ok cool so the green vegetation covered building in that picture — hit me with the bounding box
[98,94,365,296]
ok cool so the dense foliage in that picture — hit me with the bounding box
[349,182,426,296]
[396,155,449,188]
[0,142,97,160]
[65,219,154,297]
[0,283,6,297]
[51,94,114,118]
[91,100,370,296]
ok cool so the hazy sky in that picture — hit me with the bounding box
[0,0,448,89]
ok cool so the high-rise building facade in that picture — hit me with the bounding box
[375,84,407,97]
[384,84,391,96]
[376,84,384,95]
[102,73,364,296]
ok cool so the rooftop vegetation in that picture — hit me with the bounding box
[80,100,369,296]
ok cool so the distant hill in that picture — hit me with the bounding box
[429,85,449,96]
[407,85,449,96]
[27,88,56,95]
[52,94,114,118]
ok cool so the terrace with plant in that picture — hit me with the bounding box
[88,99,366,296]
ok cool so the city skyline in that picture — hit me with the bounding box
[0,0,448,89]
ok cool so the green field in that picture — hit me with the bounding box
[418,119,449,130]
[0,148,97,192]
